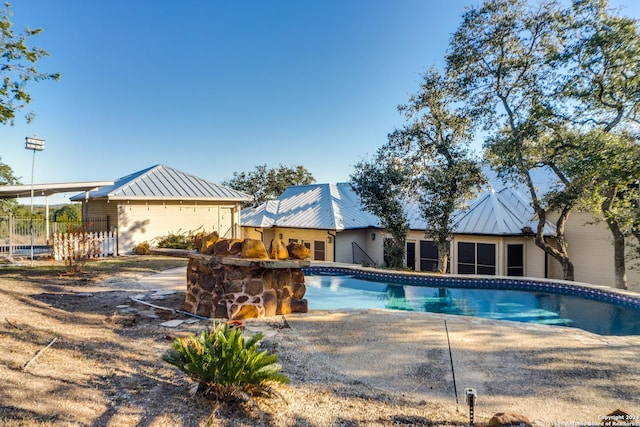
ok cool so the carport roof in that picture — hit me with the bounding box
[0,181,115,200]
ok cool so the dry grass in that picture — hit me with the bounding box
[0,256,470,427]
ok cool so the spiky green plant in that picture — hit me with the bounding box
[162,321,288,401]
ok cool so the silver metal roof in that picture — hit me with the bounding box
[70,164,251,202]
[241,182,381,231]
[0,181,114,200]
[243,181,556,236]
[452,187,555,236]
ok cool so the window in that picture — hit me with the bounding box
[457,242,476,274]
[457,242,496,275]
[507,244,524,276]
[419,240,439,272]
[313,240,325,261]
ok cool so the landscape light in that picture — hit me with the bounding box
[465,388,477,425]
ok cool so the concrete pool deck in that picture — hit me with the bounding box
[137,266,640,425]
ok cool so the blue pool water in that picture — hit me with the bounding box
[303,274,640,336]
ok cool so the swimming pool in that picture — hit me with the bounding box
[303,266,640,336]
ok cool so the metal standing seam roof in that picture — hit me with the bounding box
[452,187,556,236]
[242,181,556,236]
[241,182,381,231]
[69,164,251,202]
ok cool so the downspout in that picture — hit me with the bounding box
[328,231,336,262]
[254,228,264,245]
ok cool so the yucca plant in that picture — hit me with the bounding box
[162,321,288,401]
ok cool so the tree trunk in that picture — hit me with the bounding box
[533,205,575,281]
[607,219,628,289]
[436,240,449,274]
[601,188,628,289]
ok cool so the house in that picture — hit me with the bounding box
[241,182,549,274]
[241,183,383,264]
[404,186,554,277]
[242,181,640,289]
[70,164,251,254]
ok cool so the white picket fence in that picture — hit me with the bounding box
[52,231,116,261]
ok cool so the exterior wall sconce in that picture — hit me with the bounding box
[371,233,376,241]
[520,226,534,236]
[278,233,283,240]
[327,236,333,244]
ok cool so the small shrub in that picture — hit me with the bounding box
[53,226,101,274]
[134,241,150,255]
[155,228,202,250]
[162,321,288,401]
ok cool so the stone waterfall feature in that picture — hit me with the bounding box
[185,252,309,320]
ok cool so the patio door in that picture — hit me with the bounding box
[406,242,416,270]
[219,207,233,238]
[507,244,524,276]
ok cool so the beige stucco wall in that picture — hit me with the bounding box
[85,200,241,254]
[243,227,336,262]
[523,237,546,279]
[82,199,118,231]
[334,229,383,266]
[546,211,640,289]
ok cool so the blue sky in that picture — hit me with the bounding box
[2,0,640,205]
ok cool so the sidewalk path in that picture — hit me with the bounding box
[136,266,186,291]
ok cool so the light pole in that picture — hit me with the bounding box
[25,136,45,263]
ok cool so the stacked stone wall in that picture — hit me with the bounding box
[185,254,308,320]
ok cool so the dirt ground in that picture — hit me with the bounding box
[1,256,639,426]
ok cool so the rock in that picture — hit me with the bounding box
[269,238,289,260]
[199,231,219,254]
[229,240,243,255]
[488,412,532,427]
[278,298,292,315]
[263,289,278,317]
[228,303,261,320]
[287,242,311,260]
[290,298,308,313]
[213,239,243,256]
[193,232,206,253]
[241,238,269,259]
[292,282,306,299]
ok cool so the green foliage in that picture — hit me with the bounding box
[0,2,60,125]
[155,228,201,250]
[0,156,19,214]
[52,204,81,222]
[223,164,315,207]
[446,0,640,285]
[162,321,288,401]
[387,68,486,272]
[351,156,408,269]
[446,0,577,279]
[352,68,485,272]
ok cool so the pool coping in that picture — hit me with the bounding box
[303,262,640,310]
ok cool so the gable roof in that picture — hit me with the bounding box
[70,164,251,202]
[241,182,381,231]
